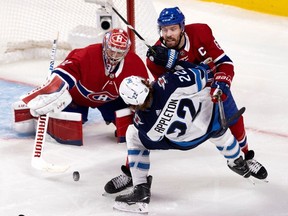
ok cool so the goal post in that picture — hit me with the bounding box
[0,0,159,64]
[126,0,136,54]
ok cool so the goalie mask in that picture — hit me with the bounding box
[102,28,131,73]
[119,76,149,105]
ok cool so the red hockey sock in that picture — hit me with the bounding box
[229,115,248,154]
[125,156,130,168]
[115,108,133,143]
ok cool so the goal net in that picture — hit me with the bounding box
[0,0,159,63]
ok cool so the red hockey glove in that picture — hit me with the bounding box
[146,45,179,70]
[210,72,231,103]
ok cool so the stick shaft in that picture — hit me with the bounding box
[31,33,69,173]
[110,5,154,52]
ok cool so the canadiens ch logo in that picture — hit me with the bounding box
[76,81,118,103]
[87,92,118,103]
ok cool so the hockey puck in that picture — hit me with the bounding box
[73,171,80,181]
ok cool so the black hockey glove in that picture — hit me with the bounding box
[146,45,179,70]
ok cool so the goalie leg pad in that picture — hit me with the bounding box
[12,101,36,134]
[115,108,133,143]
[48,111,83,146]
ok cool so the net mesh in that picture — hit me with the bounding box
[0,0,159,63]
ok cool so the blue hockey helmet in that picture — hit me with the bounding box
[157,7,185,31]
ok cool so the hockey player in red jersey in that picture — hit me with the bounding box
[20,28,149,146]
[145,7,267,180]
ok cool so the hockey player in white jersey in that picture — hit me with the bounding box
[113,61,267,213]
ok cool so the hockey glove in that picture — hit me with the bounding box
[200,57,216,73]
[198,58,216,82]
[21,74,72,116]
[210,72,231,103]
[146,45,179,70]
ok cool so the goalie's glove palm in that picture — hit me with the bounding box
[146,45,179,70]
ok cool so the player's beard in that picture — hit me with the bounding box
[162,31,184,49]
[164,37,180,49]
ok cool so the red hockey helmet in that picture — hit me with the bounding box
[102,28,131,72]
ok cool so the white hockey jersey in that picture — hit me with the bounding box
[134,61,221,150]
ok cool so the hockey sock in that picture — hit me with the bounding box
[128,149,150,186]
[115,108,133,143]
[229,115,248,154]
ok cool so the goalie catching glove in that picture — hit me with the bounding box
[210,72,231,103]
[146,45,179,70]
[21,74,72,116]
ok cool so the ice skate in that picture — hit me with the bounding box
[245,150,268,180]
[113,176,152,214]
[228,156,251,178]
[104,165,132,194]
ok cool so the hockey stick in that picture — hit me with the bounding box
[31,33,70,173]
[107,3,155,53]
[215,90,246,129]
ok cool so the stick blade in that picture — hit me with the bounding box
[226,107,246,127]
[32,158,70,173]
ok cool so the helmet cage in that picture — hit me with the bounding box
[103,28,131,70]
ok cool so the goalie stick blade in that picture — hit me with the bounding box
[113,201,149,214]
[32,158,70,173]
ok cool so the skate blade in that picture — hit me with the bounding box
[102,187,133,197]
[246,177,269,185]
[253,177,269,183]
[113,201,148,214]
[246,177,255,185]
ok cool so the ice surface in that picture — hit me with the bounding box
[0,0,288,215]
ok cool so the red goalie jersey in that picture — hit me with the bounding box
[54,43,149,108]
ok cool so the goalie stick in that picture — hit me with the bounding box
[31,33,70,173]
